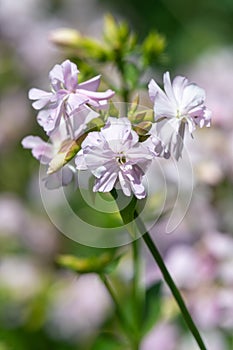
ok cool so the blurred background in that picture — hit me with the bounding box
[0,0,233,349]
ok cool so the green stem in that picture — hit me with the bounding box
[135,214,208,350]
[117,56,130,106]
[131,239,142,348]
[99,274,138,349]
[132,239,142,329]
[111,190,207,350]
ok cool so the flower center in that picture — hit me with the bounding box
[176,109,188,123]
[116,153,127,165]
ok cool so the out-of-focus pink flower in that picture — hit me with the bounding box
[141,322,178,350]
[46,274,112,341]
[187,48,233,129]
[148,72,211,159]
[0,194,58,255]
[75,117,154,198]
[29,60,115,134]
[157,231,233,331]
[0,257,43,300]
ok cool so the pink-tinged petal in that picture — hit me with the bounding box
[78,75,101,91]
[21,136,53,164]
[96,99,109,108]
[124,168,146,199]
[72,106,99,137]
[186,117,196,134]
[28,88,52,100]
[118,171,131,197]
[181,83,205,112]
[131,182,146,199]
[148,79,175,119]
[153,96,176,119]
[75,150,88,170]
[148,79,166,103]
[163,72,178,108]
[67,93,89,114]
[203,108,212,127]
[126,143,153,161]
[85,150,114,170]
[93,170,118,192]
[44,166,74,189]
[49,123,67,146]
[49,63,64,87]
[77,88,115,101]
[61,166,75,186]
[101,117,138,153]
[37,102,64,135]
[62,60,79,90]
[37,110,51,129]
[172,75,188,102]
[32,97,52,110]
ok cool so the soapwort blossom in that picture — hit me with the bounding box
[75,117,154,199]
[29,60,115,135]
[22,124,76,189]
[148,72,212,159]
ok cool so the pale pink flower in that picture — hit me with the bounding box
[29,60,115,134]
[22,124,75,188]
[75,117,154,199]
[148,72,212,159]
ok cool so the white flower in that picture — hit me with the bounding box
[148,72,212,159]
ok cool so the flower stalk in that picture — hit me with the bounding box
[112,191,208,350]
[137,216,208,350]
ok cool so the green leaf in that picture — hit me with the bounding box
[92,333,128,350]
[124,62,140,89]
[50,28,111,62]
[103,14,136,54]
[47,136,84,174]
[56,252,122,274]
[133,121,152,136]
[128,94,140,117]
[108,101,120,118]
[141,31,166,66]
[142,281,162,335]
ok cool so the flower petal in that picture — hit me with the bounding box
[77,88,115,101]
[21,135,53,164]
[28,88,52,100]
[78,75,101,91]
[181,83,205,112]
[75,150,88,170]
[93,169,118,192]
[44,165,74,189]
[62,59,79,91]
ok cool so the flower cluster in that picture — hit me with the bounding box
[22,60,211,198]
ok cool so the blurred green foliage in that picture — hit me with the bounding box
[99,0,233,68]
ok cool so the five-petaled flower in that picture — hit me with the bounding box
[29,60,115,135]
[148,72,212,159]
[75,117,154,199]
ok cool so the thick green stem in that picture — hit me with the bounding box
[135,214,208,350]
